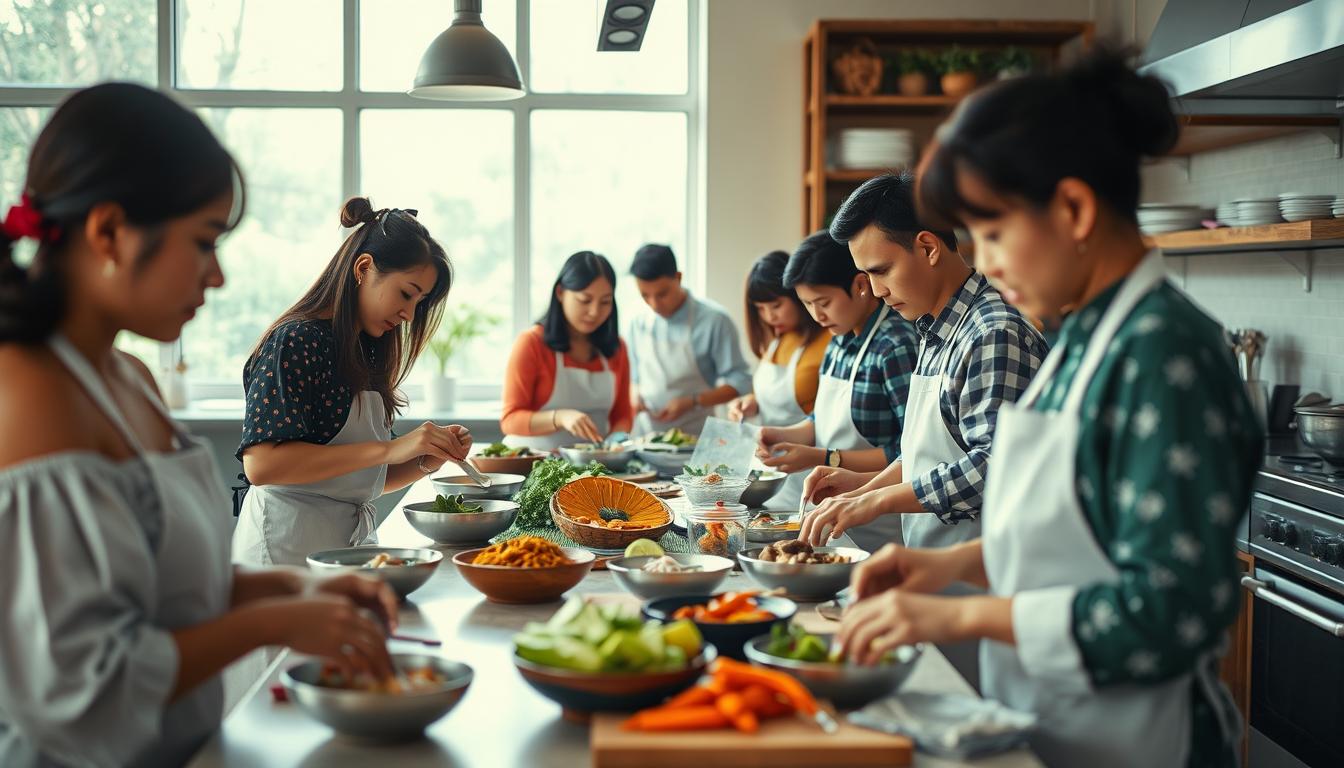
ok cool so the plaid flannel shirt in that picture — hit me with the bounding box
[911,272,1048,523]
[812,305,920,461]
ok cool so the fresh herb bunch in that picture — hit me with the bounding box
[431,493,484,514]
[512,458,611,527]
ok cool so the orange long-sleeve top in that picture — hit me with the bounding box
[500,324,634,436]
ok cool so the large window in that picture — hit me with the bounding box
[0,0,698,405]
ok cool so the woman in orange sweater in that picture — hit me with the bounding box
[500,251,633,450]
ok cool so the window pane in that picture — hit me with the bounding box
[529,0,686,94]
[530,110,686,325]
[177,1,341,90]
[0,1,156,86]
[360,0,516,93]
[362,109,514,386]
[0,106,162,376]
[188,108,343,382]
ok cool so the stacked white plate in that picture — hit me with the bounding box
[835,128,914,170]
[1278,193,1335,223]
[1334,197,1344,218]
[1224,198,1283,227]
[1137,203,1207,234]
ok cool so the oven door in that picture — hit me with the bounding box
[1245,564,1344,768]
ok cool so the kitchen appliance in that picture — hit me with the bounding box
[1227,328,1269,429]
[1245,439,1344,767]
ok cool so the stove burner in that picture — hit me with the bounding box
[1276,455,1343,483]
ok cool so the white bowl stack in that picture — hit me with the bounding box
[1137,203,1207,235]
[1224,198,1283,227]
[834,128,914,170]
[1278,193,1335,223]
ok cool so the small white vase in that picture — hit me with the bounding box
[425,375,457,413]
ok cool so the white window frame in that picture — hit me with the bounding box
[0,0,701,405]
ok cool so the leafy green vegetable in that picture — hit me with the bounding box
[765,624,836,663]
[481,442,530,458]
[682,463,732,477]
[599,507,629,522]
[514,597,701,673]
[512,457,611,528]
[650,427,695,447]
[431,493,484,514]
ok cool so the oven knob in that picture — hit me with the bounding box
[1326,541,1344,565]
[1266,520,1284,542]
[1282,523,1299,546]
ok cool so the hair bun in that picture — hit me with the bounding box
[1068,49,1179,158]
[340,196,377,228]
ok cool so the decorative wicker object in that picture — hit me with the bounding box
[551,476,674,550]
[832,38,883,96]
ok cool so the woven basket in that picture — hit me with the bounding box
[550,476,674,550]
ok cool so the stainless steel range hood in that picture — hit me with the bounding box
[1139,0,1344,116]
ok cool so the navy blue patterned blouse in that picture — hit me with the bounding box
[236,319,355,461]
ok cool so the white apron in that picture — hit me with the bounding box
[232,391,390,567]
[980,251,1234,767]
[899,286,984,552]
[49,336,233,767]
[753,336,809,510]
[633,300,714,436]
[812,304,901,552]
[896,293,986,690]
[504,350,616,452]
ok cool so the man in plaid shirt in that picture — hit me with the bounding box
[801,172,1047,551]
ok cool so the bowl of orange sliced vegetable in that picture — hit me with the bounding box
[620,656,837,735]
[642,590,796,661]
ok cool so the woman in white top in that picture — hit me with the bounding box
[0,83,397,767]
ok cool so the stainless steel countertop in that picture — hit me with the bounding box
[189,476,1041,768]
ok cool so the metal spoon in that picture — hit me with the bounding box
[454,459,493,488]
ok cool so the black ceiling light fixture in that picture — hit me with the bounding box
[597,0,655,51]
[410,0,524,101]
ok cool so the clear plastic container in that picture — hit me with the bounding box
[684,503,749,559]
[674,474,751,506]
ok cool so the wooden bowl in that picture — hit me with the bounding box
[513,646,716,723]
[469,453,546,476]
[452,546,595,604]
[550,476,673,551]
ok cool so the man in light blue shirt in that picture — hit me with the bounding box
[627,244,753,436]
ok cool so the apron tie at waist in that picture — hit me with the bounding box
[351,502,378,546]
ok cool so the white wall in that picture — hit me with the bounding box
[700,0,1100,345]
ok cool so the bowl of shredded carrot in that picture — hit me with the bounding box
[452,536,596,604]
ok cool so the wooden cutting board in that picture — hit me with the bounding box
[590,711,912,768]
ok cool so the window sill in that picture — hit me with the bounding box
[171,399,504,428]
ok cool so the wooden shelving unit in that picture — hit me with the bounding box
[1149,219,1344,254]
[1148,219,1344,293]
[803,19,1094,235]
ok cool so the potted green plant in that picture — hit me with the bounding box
[938,45,981,98]
[424,306,499,412]
[893,49,932,97]
[994,46,1034,80]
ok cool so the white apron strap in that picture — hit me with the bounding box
[48,335,147,454]
[828,303,891,381]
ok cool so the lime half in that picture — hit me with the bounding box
[623,538,665,559]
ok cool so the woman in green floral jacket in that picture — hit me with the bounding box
[838,52,1261,768]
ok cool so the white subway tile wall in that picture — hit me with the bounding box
[1143,131,1344,399]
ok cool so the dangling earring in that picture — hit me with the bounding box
[103,260,116,278]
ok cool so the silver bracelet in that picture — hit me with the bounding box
[416,456,433,475]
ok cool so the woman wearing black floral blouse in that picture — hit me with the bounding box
[232,197,470,567]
